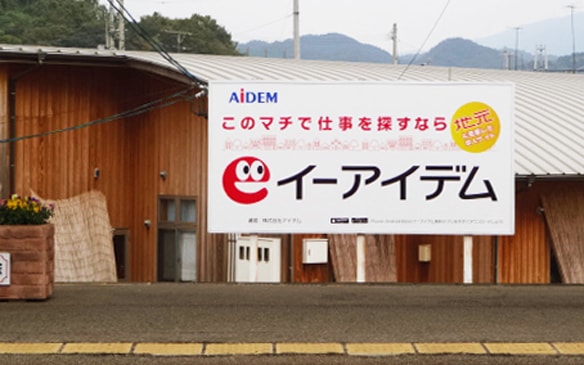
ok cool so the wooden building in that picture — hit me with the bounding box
[0,46,582,284]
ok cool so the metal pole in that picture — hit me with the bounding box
[534,45,539,71]
[106,1,115,49]
[514,27,521,70]
[568,5,577,74]
[391,23,398,64]
[118,0,125,50]
[293,0,300,59]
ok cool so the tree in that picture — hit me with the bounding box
[125,12,240,56]
[0,0,107,47]
[0,10,34,44]
[0,1,240,55]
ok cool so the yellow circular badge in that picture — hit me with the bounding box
[451,101,500,153]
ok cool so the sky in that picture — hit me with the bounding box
[103,0,583,54]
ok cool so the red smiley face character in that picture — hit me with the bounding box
[222,156,271,204]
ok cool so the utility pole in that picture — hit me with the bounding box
[105,3,115,49]
[106,0,126,50]
[502,48,511,70]
[118,0,125,50]
[514,27,521,70]
[293,0,300,60]
[568,5,577,73]
[164,30,192,53]
[534,45,548,71]
[391,23,398,64]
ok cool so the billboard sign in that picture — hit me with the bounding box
[208,81,514,235]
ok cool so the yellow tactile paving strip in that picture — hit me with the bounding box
[133,343,203,356]
[0,343,62,354]
[484,342,558,355]
[415,342,486,354]
[553,342,584,355]
[205,343,273,355]
[346,342,415,355]
[61,342,134,354]
[276,342,344,354]
[0,342,583,356]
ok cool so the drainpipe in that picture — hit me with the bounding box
[288,234,294,283]
[7,77,16,196]
[0,82,8,197]
[6,58,44,195]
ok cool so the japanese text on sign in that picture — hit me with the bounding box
[208,81,514,234]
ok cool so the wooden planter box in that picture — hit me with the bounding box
[0,224,54,300]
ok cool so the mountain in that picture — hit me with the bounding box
[237,33,393,63]
[238,32,583,71]
[407,38,506,69]
[476,12,584,56]
[238,34,519,69]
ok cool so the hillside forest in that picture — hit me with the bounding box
[0,0,240,55]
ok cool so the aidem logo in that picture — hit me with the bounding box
[229,88,279,104]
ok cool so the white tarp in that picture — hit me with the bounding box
[208,81,514,235]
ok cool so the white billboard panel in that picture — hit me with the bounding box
[208,81,514,235]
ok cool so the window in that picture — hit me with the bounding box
[157,196,197,282]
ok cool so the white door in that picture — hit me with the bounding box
[235,238,251,282]
[256,238,281,282]
[180,231,196,281]
[235,236,281,283]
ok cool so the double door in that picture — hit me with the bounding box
[234,236,281,283]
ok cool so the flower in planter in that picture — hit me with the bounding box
[0,194,55,225]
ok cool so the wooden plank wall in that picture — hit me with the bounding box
[395,235,463,283]
[13,66,97,198]
[366,235,397,282]
[328,234,396,282]
[101,72,227,282]
[394,235,494,283]
[473,235,495,283]
[497,182,549,283]
[540,181,584,283]
[9,63,227,282]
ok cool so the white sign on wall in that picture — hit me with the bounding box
[0,252,10,286]
[208,81,514,235]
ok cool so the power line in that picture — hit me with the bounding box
[0,86,201,144]
[2,2,208,145]
[108,0,207,88]
[398,0,451,80]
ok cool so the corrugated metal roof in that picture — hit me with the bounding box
[1,45,583,177]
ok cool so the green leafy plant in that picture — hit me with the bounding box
[0,194,54,225]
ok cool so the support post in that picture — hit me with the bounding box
[356,235,366,283]
[463,236,473,284]
[249,235,258,282]
[391,23,398,64]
